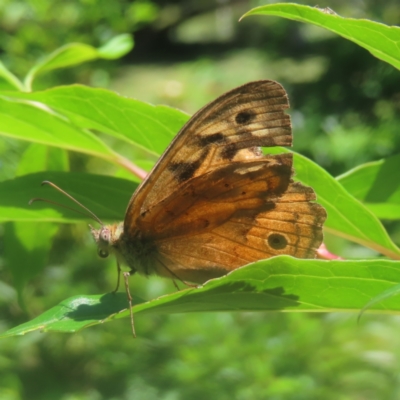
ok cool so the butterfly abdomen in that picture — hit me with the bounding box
[117,230,159,276]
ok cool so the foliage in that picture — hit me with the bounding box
[4,257,400,337]
[1,3,400,334]
[0,34,133,92]
[242,3,400,70]
[0,0,156,88]
[1,1,400,399]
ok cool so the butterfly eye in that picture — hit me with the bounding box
[100,229,110,243]
[98,249,109,258]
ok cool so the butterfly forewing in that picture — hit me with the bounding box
[125,80,292,227]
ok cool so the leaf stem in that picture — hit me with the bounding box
[116,155,148,180]
[317,244,344,260]
[325,227,400,260]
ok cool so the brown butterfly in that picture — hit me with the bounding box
[90,80,326,318]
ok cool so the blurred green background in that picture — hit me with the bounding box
[1,0,400,399]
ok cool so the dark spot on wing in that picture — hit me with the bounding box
[268,233,288,250]
[220,144,238,160]
[233,201,276,219]
[235,111,254,124]
[166,209,175,217]
[168,148,209,182]
[198,132,225,146]
[169,161,200,182]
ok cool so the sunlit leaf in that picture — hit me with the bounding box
[4,145,69,306]
[0,293,138,336]
[2,257,400,337]
[24,34,134,90]
[0,172,136,223]
[358,281,400,322]
[2,85,189,156]
[3,222,58,309]
[337,154,400,220]
[0,95,124,165]
[0,61,24,91]
[16,144,69,176]
[242,3,400,70]
[97,34,134,59]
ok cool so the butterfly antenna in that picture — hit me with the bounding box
[30,181,104,226]
[29,197,101,221]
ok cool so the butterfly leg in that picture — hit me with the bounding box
[172,280,180,290]
[172,279,197,290]
[183,281,198,288]
[123,271,136,338]
[113,261,122,293]
[157,256,196,289]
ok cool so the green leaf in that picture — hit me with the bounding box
[337,154,400,220]
[241,3,400,70]
[0,172,136,223]
[3,221,58,310]
[2,257,400,337]
[0,95,122,164]
[268,148,400,259]
[4,145,69,305]
[24,34,134,90]
[97,34,134,59]
[294,153,400,257]
[359,282,400,322]
[0,61,24,91]
[2,85,189,156]
[16,144,69,176]
[0,293,139,336]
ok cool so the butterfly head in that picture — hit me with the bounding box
[90,223,123,259]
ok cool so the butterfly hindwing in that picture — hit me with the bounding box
[140,158,326,283]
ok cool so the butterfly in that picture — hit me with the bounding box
[91,80,326,293]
